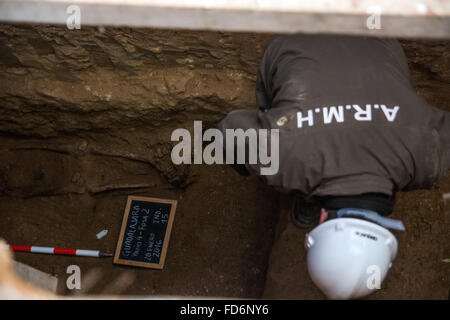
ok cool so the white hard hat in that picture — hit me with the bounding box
[305,218,398,300]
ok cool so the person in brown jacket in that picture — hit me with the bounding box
[217,34,449,299]
[218,34,449,228]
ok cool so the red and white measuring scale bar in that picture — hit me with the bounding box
[8,245,111,257]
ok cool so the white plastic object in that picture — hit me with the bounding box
[305,218,398,300]
[96,230,108,240]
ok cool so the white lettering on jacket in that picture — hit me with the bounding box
[296,104,399,128]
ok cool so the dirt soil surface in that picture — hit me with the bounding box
[0,25,449,299]
[0,132,279,298]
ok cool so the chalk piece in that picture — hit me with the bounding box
[96,230,108,239]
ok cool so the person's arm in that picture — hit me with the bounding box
[256,69,270,112]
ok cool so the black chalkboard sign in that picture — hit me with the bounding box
[114,196,177,269]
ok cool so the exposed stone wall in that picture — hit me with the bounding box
[0,24,271,138]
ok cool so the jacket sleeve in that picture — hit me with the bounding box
[217,109,263,176]
[256,68,270,111]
